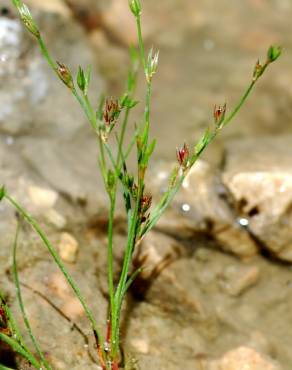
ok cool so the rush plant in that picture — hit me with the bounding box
[0,0,281,369]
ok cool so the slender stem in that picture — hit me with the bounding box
[38,37,56,70]
[0,333,41,369]
[5,194,102,346]
[0,292,32,357]
[223,80,255,127]
[107,192,116,348]
[117,108,130,168]
[117,59,139,167]
[136,16,146,73]
[12,223,52,370]
[223,64,267,128]
[72,89,94,128]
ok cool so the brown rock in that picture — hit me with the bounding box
[26,0,71,18]
[220,264,260,296]
[58,232,79,264]
[223,136,292,262]
[150,160,258,258]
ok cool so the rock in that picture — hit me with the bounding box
[206,346,281,370]
[219,264,260,296]
[133,230,186,282]
[58,232,79,263]
[149,160,258,258]
[89,29,129,85]
[223,136,292,262]
[28,185,58,209]
[0,2,104,136]
[130,338,150,355]
[100,0,138,46]
[65,0,105,31]
[22,136,107,213]
[26,0,71,18]
[45,208,67,229]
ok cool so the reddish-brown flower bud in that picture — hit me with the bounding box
[176,143,189,167]
[103,98,120,127]
[213,103,226,125]
[253,59,263,80]
[141,195,152,214]
[56,62,74,89]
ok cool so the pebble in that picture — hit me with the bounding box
[45,208,67,229]
[58,232,79,264]
[28,185,58,209]
[206,346,281,370]
[130,338,150,354]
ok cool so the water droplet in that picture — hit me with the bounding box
[238,217,249,227]
[182,203,191,212]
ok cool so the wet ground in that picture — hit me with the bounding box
[1,0,292,369]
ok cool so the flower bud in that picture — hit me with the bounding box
[213,103,226,127]
[129,0,141,17]
[77,66,86,92]
[267,45,282,63]
[141,195,152,214]
[176,143,190,168]
[146,48,159,82]
[103,98,120,127]
[18,3,40,38]
[253,59,264,80]
[56,62,74,89]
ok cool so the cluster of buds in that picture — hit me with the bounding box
[103,98,120,127]
[140,194,152,223]
[56,62,74,90]
[213,103,226,128]
[253,46,282,81]
[176,143,190,169]
[146,48,159,83]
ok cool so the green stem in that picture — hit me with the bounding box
[0,292,32,357]
[223,80,255,127]
[107,192,116,348]
[0,333,41,370]
[38,37,56,70]
[12,223,52,370]
[136,16,146,73]
[5,194,102,346]
[223,65,267,128]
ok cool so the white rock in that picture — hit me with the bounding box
[223,136,292,262]
[58,232,79,264]
[28,185,58,209]
[207,346,281,370]
[45,208,67,229]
